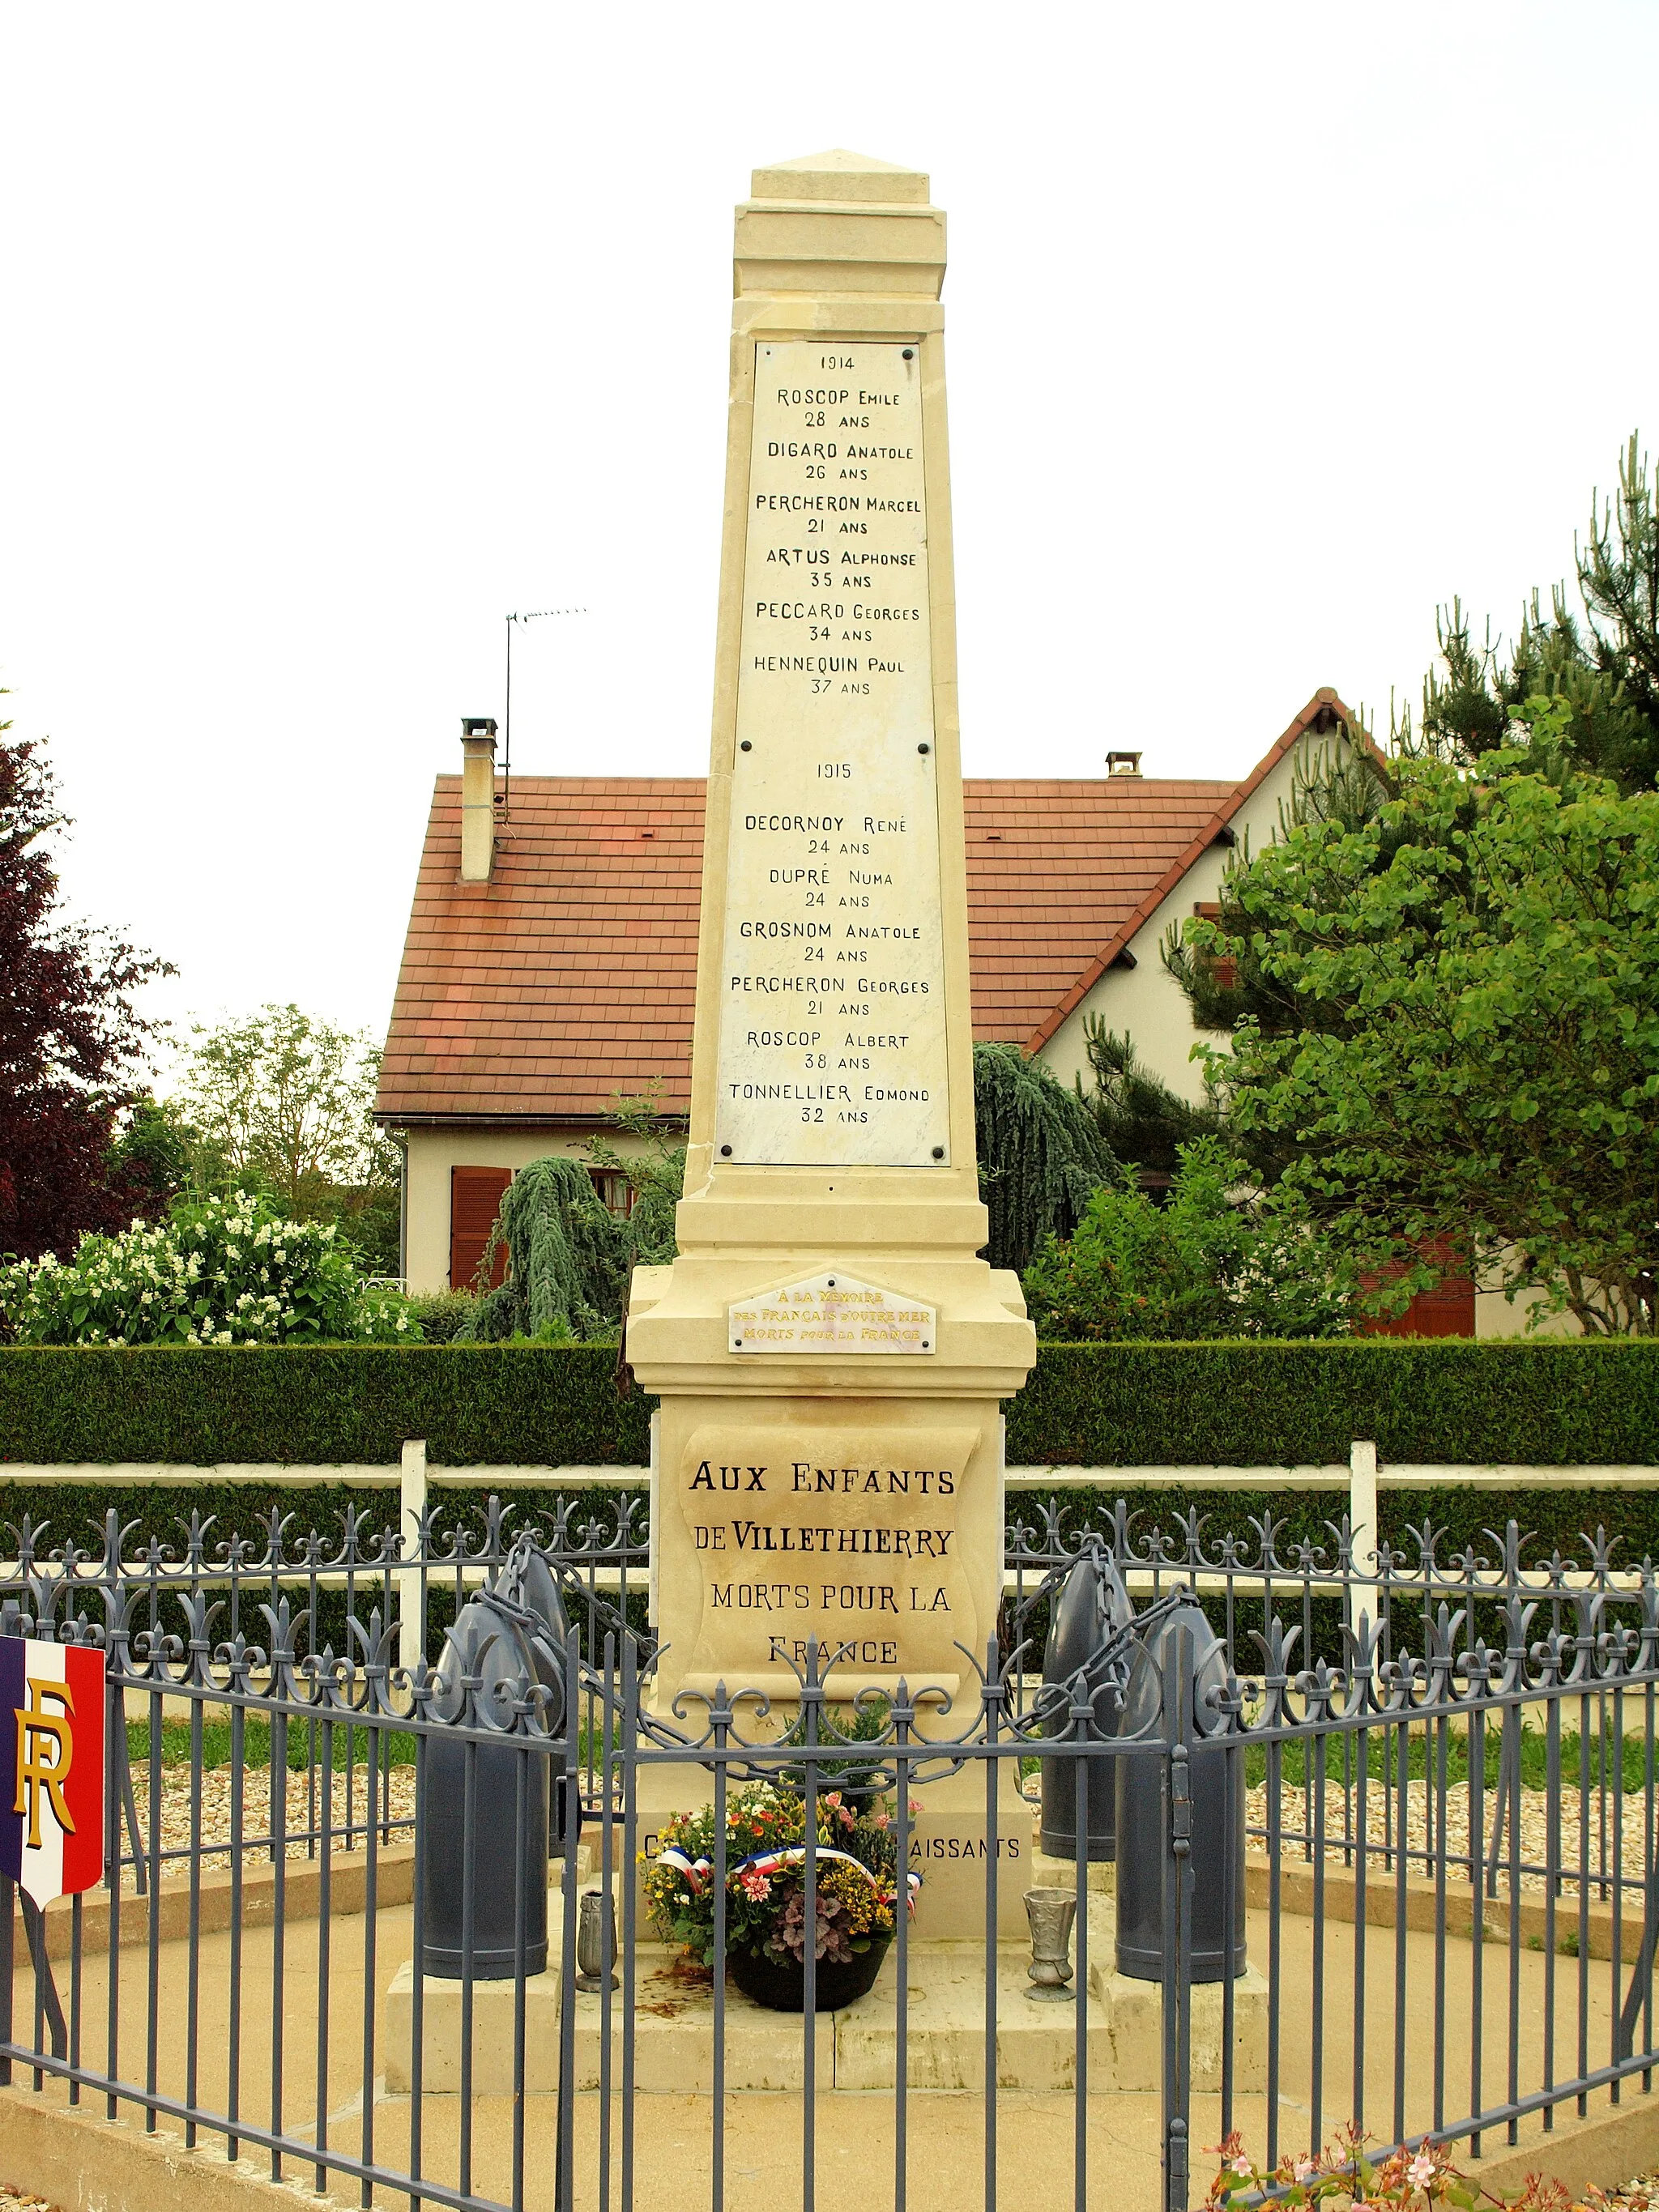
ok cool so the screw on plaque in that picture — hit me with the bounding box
[918,743,930,754]
[740,740,752,752]
[902,348,915,360]
[827,1278,836,1287]
[720,1144,732,1157]
[931,1147,945,1159]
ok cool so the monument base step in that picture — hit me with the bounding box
[385,1903,1265,2095]
[1028,1848,1116,1894]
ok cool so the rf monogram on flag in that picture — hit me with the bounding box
[1,1636,106,1907]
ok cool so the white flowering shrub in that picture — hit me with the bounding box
[0,1193,416,1346]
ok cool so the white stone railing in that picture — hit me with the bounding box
[6,1443,1653,1657]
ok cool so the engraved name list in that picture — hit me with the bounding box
[714,340,950,1167]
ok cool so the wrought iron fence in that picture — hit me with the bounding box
[2,1497,1658,2212]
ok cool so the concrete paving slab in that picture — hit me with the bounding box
[4,1867,1649,2210]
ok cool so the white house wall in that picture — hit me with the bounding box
[1036,739,1328,1104]
[1038,852,1230,1101]
[402,1125,653,1296]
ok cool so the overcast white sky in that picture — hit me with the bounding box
[3,2,1656,1052]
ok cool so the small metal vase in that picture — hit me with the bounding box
[575,1889,618,1992]
[1022,1886,1078,2002]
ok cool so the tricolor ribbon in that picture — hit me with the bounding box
[657,1842,922,1910]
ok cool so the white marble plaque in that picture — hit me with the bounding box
[714,340,950,1166]
[727,1272,936,1356]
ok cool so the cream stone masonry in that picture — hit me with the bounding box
[626,151,1035,1723]
[727,1272,936,1355]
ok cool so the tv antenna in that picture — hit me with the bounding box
[503,607,586,815]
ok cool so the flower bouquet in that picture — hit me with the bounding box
[643,1781,917,2011]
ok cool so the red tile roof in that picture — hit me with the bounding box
[963,775,1233,1046]
[377,778,706,1122]
[376,692,1354,1123]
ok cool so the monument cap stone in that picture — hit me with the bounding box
[748,148,932,206]
[736,148,945,301]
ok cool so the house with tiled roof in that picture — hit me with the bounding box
[377,688,1401,1305]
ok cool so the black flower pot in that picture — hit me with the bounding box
[727,1934,893,2012]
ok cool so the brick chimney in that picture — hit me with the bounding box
[458,718,498,882]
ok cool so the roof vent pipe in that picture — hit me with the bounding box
[459,718,499,882]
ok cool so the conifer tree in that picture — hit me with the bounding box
[1079,1021,1219,1178]
[971,1040,1115,1273]
[458,1155,632,1340]
[1412,433,1659,793]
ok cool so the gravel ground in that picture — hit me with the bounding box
[0,2190,55,2212]
[118,1762,419,1889]
[117,1762,1656,1906]
[1247,1777,1652,1898]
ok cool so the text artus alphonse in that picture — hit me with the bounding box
[676,1425,980,1675]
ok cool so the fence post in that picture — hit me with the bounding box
[646,1410,660,1628]
[399,1438,429,1673]
[1161,1617,1196,2212]
[1348,1438,1378,1642]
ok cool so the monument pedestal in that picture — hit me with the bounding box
[631,1259,1034,1715]
[384,1900,1266,2096]
[1030,1848,1116,1895]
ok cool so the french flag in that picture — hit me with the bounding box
[0,1638,106,1908]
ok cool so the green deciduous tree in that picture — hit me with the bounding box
[582,1086,686,1268]
[105,1093,194,1218]
[167,1004,400,1272]
[1021,1136,1351,1340]
[1181,720,1659,1334]
[971,1040,1116,1274]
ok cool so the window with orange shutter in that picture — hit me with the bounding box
[1357,1238,1476,1339]
[1192,902,1237,991]
[450,1167,512,1292]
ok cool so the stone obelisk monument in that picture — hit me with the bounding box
[627,155,1035,1907]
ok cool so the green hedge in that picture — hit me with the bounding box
[1008,1483,1659,1567]
[2,1339,1654,1563]
[1007,1340,1659,1468]
[0,1480,640,1569]
[2,1340,1655,1471]
[0,1345,651,1468]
